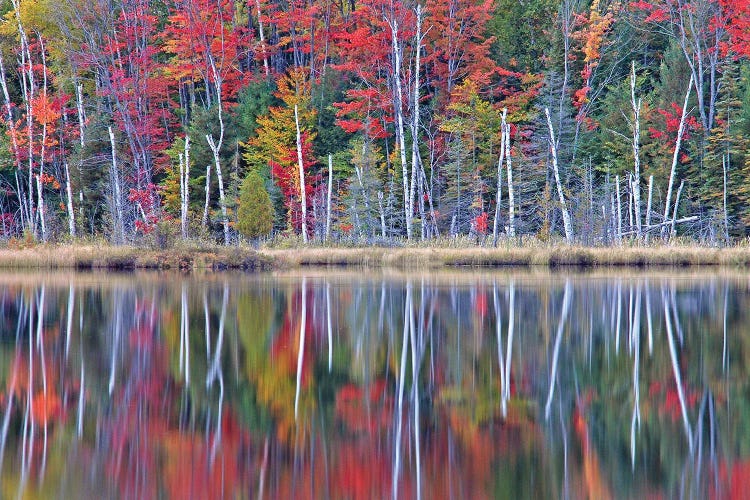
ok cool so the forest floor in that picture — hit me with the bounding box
[1,241,750,271]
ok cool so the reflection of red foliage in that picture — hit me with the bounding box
[335,379,391,433]
[649,380,700,422]
[713,459,750,499]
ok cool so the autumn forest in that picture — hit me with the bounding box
[0,0,746,246]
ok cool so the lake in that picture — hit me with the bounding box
[0,269,746,498]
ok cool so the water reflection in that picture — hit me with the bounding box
[0,271,747,498]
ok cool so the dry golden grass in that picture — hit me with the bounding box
[0,243,747,272]
[0,244,272,271]
[260,245,750,269]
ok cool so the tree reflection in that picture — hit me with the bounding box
[0,272,747,498]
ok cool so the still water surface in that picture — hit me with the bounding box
[0,270,747,499]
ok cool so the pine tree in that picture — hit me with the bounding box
[237,170,274,240]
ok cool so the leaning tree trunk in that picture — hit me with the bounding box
[662,75,693,239]
[544,108,573,244]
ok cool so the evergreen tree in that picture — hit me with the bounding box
[237,170,274,240]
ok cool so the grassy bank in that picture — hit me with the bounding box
[1,243,750,271]
[0,244,272,271]
[261,245,750,268]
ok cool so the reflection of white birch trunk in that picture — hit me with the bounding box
[393,283,411,499]
[108,292,122,395]
[409,283,421,500]
[545,281,572,421]
[505,282,515,415]
[327,282,333,372]
[662,288,693,451]
[65,284,74,360]
[630,285,642,470]
[295,278,307,420]
[493,281,505,416]
[180,283,190,386]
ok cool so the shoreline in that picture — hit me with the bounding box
[0,244,749,271]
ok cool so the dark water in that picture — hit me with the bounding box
[0,270,748,499]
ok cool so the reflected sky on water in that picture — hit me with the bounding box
[0,269,748,499]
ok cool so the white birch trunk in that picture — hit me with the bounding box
[202,165,211,227]
[65,162,75,237]
[254,0,270,77]
[492,110,506,246]
[180,135,190,239]
[662,75,693,238]
[326,154,333,240]
[206,135,229,245]
[294,105,309,243]
[389,17,412,239]
[504,115,515,238]
[630,62,642,239]
[669,180,685,240]
[616,175,622,245]
[410,5,423,240]
[108,127,124,244]
[544,107,573,243]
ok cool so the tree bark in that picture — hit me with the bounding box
[410,5,423,240]
[389,17,412,239]
[294,104,309,243]
[108,127,124,244]
[544,107,573,244]
[662,75,693,239]
[202,164,211,227]
[504,113,515,238]
[492,110,507,246]
[326,153,333,241]
[630,61,642,239]
[65,162,75,238]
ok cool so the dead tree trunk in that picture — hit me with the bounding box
[504,112,515,238]
[388,17,412,239]
[294,104,309,243]
[630,62,642,239]
[65,162,75,238]
[410,5,423,240]
[492,110,507,246]
[544,107,573,244]
[662,75,693,239]
[108,127,124,244]
[326,154,333,241]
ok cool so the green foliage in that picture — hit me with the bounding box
[487,0,556,72]
[237,170,274,239]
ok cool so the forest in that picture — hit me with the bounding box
[0,0,746,246]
